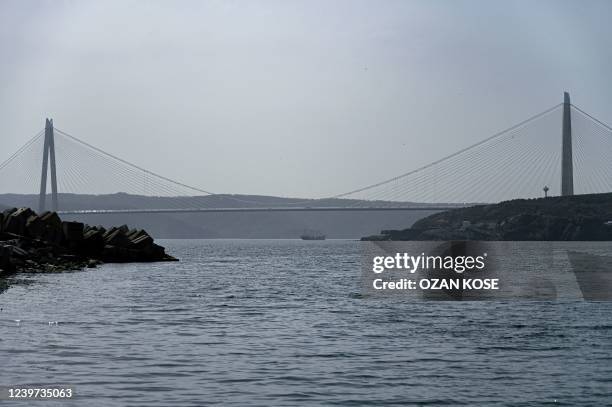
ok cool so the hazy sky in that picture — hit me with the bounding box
[1,0,611,198]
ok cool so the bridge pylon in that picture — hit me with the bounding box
[39,118,58,212]
[561,91,574,196]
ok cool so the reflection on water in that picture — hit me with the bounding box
[0,240,611,406]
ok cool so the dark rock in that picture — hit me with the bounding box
[127,228,147,240]
[87,259,101,268]
[2,208,17,218]
[36,211,63,244]
[62,221,84,242]
[149,243,170,260]
[7,245,28,258]
[82,229,105,254]
[3,208,36,236]
[101,244,136,262]
[25,215,44,238]
[130,234,154,250]
[102,226,117,240]
[104,228,130,247]
[0,207,177,278]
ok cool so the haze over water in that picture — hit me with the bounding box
[1,240,611,406]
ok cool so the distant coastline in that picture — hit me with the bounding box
[362,193,612,241]
[0,193,441,239]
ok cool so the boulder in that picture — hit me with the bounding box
[87,259,100,268]
[26,215,44,238]
[126,228,148,240]
[62,221,84,246]
[102,227,118,240]
[38,212,63,244]
[84,225,103,235]
[148,243,168,260]
[81,229,105,253]
[25,212,64,242]
[3,208,36,236]
[101,244,136,262]
[104,228,130,247]
[7,245,28,258]
[129,234,154,250]
[2,207,17,218]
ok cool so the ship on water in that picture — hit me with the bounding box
[300,230,326,240]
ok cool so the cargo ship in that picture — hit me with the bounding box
[300,230,326,240]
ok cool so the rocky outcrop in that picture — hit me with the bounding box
[0,207,176,277]
[362,193,612,241]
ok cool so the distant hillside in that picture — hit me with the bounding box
[0,193,443,239]
[363,193,612,241]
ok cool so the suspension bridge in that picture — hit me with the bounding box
[0,92,610,215]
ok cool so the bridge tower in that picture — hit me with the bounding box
[38,118,58,212]
[561,91,574,196]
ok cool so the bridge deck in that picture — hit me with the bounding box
[57,205,467,215]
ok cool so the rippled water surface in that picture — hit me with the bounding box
[1,240,611,406]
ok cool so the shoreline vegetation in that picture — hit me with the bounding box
[362,193,612,241]
[0,207,176,279]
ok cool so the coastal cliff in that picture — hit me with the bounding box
[0,207,176,277]
[362,193,612,241]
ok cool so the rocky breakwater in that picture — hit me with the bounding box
[0,207,176,277]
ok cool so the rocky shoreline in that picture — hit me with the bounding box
[362,193,612,241]
[0,207,176,278]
